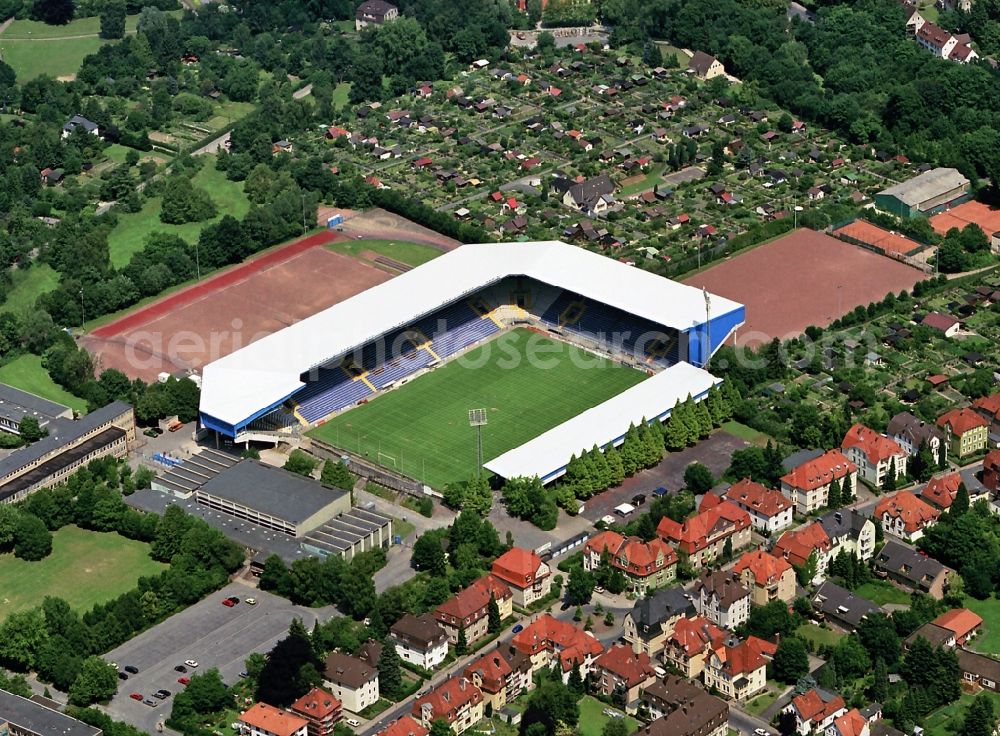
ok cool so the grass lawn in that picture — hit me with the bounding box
[963,596,1000,655]
[744,687,781,717]
[576,696,639,736]
[796,622,844,648]
[854,580,913,606]
[0,15,140,39]
[721,420,773,445]
[331,82,352,110]
[309,328,647,489]
[326,238,442,268]
[106,160,250,267]
[923,691,1000,736]
[392,516,416,541]
[619,164,667,198]
[0,264,59,315]
[0,36,104,80]
[0,525,166,620]
[654,42,691,66]
[0,354,87,413]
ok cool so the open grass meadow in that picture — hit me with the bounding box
[963,596,1000,655]
[0,15,141,80]
[576,696,638,736]
[0,354,88,413]
[309,328,647,489]
[0,525,166,620]
[854,580,913,606]
[924,691,1000,736]
[326,238,442,268]
[1,264,59,314]
[107,160,250,267]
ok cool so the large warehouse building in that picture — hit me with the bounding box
[875,167,970,218]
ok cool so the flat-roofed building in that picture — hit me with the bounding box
[0,690,102,736]
[875,168,969,218]
[0,383,72,435]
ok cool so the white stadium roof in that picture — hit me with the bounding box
[483,362,720,483]
[199,240,743,430]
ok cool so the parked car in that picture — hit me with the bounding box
[143,699,158,708]
[346,719,361,728]
[226,596,240,605]
[124,665,139,674]
[222,598,236,607]
[118,672,129,681]
[653,487,668,496]
[754,729,770,736]
[178,677,190,686]
[512,624,523,634]
[184,660,199,668]
[245,598,257,605]
[155,690,172,699]
[174,665,187,673]
[129,693,143,701]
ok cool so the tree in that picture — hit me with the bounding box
[18,416,47,443]
[31,0,74,25]
[961,693,995,736]
[771,636,809,684]
[952,483,970,516]
[857,614,901,665]
[565,566,594,605]
[321,460,356,490]
[684,463,714,493]
[826,476,841,510]
[377,638,404,700]
[487,593,502,633]
[0,608,49,670]
[256,620,318,707]
[642,40,663,67]
[412,531,447,575]
[743,600,797,640]
[831,635,871,681]
[603,718,630,736]
[14,512,52,560]
[537,31,556,53]
[283,450,317,477]
[456,625,468,655]
[160,176,218,225]
[99,0,126,39]
[794,550,818,586]
[884,457,897,491]
[68,657,118,706]
[521,679,579,734]
[567,661,584,694]
[870,658,889,703]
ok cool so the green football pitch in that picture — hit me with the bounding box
[308,328,647,489]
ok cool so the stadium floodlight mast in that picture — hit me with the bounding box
[469,408,487,480]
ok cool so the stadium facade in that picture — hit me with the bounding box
[199,241,744,481]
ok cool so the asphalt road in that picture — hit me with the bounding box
[730,704,776,736]
[101,583,333,735]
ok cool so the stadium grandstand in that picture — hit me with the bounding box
[199,241,743,484]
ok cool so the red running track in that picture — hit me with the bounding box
[91,230,339,339]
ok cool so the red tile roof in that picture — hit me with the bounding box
[781,450,856,492]
[464,651,513,694]
[289,687,341,721]
[833,709,868,736]
[841,423,905,465]
[875,491,940,534]
[927,374,950,387]
[667,616,726,657]
[712,636,776,676]
[412,677,482,724]
[377,716,428,736]
[726,479,792,518]
[972,392,1000,419]
[920,472,962,509]
[240,703,308,736]
[586,531,678,577]
[511,614,603,671]
[656,499,750,554]
[792,688,846,724]
[491,547,546,589]
[922,312,959,333]
[435,575,511,623]
[932,608,983,640]
[594,644,655,688]
[937,407,988,436]
[773,522,831,568]
[733,549,793,586]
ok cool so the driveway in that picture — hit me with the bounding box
[581,430,750,521]
[101,584,334,735]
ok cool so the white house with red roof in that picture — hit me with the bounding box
[920,471,988,510]
[412,677,484,735]
[733,549,796,605]
[841,423,907,487]
[592,644,656,704]
[376,716,428,736]
[656,495,751,569]
[780,450,857,515]
[773,522,834,585]
[584,530,678,593]
[490,547,551,607]
[703,636,776,701]
[825,709,870,736]
[511,614,604,682]
[784,688,847,736]
[723,479,794,533]
[874,491,940,542]
[932,608,984,646]
[240,703,309,736]
[663,615,727,678]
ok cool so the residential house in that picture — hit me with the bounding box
[887,412,947,466]
[390,614,449,670]
[562,174,616,216]
[463,646,532,712]
[322,652,379,714]
[62,115,99,139]
[773,522,834,584]
[780,450,858,515]
[971,392,1000,434]
[434,575,513,645]
[656,495,752,569]
[272,140,293,155]
[931,608,983,646]
[937,408,989,458]
[490,547,551,608]
[584,531,678,593]
[376,716,428,736]
[239,704,309,736]
[688,51,726,80]
[873,540,954,599]
[355,0,398,30]
[663,616,727,679]
[875,491,940,542]
[636,677,729,736]
[784,688,847,736]
[826,709,870,736]
[511,614,604,682]
[921,312,960,337]
[703,636,776,701]
[622,587,696,657]
[957,648,1000,692]
[592,644,656,704]
[920,472,987,510]
[691,570,751,630]
[984,449,1000,492]
[732,550,796,606]
[818,509,876,562]
[811,581,882,629]
[841,423,908,486]
[289,688,342,736]
[723,479,794,533]
[412,677,484,735]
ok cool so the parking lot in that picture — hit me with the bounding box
[102,583,334,734]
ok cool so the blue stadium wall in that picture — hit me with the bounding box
[684,304,746,368]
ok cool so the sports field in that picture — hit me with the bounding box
[309,328,647,489]
[0,525,166,620]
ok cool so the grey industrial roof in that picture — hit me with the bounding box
[197,460,348,525]
[0,383,70,425]
[877,168,969,208]
[0,689,102,736]
[0,401,132,482]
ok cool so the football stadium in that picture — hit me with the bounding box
[198,241,745,489]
